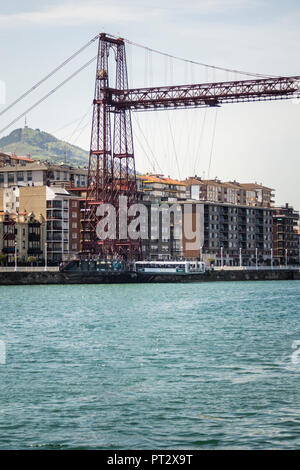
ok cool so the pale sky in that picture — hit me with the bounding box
[0,0,300,209]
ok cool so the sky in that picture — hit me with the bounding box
[0,0,300,209]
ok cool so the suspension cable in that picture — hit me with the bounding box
[123,38,278,79]
[167,112,181,180]
[0,34,99,117]
[193,108,207,175]
[207,110,218,180]
[0,56,97,136]
[132,113,163,174]
[63,105,92,144]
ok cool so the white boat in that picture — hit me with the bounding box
[134,260,206,274]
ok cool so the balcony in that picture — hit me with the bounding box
[47,234,62,241]
[28,233,40,242]
[2,247,15,253]
[47,213,62,220]
[28,247,42,255]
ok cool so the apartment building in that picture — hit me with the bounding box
[0,157,89,262]
[69,197,81,256]
[0,185,76,262]
[0,152,35,167]
[135,199,273,264]
[140,201,183,260]
[137,174,186,202]
[203,203,273,265]
[0,211,46,263]
[46,187,73,262]
[0,159,87,189]
[185,177,274,208]
[272,204,299,265]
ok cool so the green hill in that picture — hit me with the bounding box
[0,127,89,167]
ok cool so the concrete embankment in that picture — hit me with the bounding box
[0,269,299,285]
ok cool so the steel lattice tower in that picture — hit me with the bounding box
[82,33,141,260]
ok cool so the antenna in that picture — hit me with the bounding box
[24,115,28,128]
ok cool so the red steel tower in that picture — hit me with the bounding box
[82,33,141,260]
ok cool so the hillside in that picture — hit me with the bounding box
[0,127,89,167]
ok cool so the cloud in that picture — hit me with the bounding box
[0,0,263,28]
[0,1,162,27]
[180,0,264,13]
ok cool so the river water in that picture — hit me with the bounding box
[0,281,300,449]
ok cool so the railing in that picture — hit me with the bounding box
[213,265,300,271]
[0,267,59,272]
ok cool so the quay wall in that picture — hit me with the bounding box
[0,269,299,285]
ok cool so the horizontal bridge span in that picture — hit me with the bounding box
[108,76,300,110]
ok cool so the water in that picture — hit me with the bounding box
[1,280,300,449]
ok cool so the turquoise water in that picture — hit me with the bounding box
[0,281,300,449]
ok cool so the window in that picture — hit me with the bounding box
[72,222,77,229]
[17,171,24,181]
[72,212,77,218]
[0,174,4,183]
[72,201,77,208]
[72,233,77,239]
[72,243,77,250]
[8,172,14,183]
[27,171,32,182]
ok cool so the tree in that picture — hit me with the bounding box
[27,256,37,266]
[0,254,7,266]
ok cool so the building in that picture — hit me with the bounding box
[0,211,46,263]
[0,157,89,262]
[0,152,35,167]
[0,159,87,189]
[46,187,74,262]
[272,204,299,265]
[0,185,80,263]
[185,177,274,208]
[180,201,273,266]
[140,201,183,260]
[69,197,81,256]
[137,174,186,202]
[137,175,275,263]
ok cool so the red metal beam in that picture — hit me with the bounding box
[108,76,300,111]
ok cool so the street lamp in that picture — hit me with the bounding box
[44,242,48,272]
[14,241,17,272]
[255,247,258,270]
[239,247,242,267]
[221,246,223,268]
[271,248,273,269]
[285,248,288,268]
